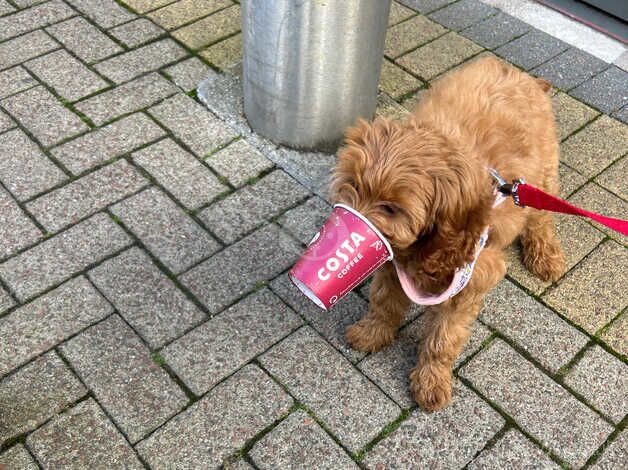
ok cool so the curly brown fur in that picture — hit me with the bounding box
[332,57,565,411]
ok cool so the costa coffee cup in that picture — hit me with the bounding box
[289,204,394,310]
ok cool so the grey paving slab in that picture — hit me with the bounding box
[46,16,123,63]
[531,48,608,91]
[148,93,238,157]
[95,39,187,83]
[601,313,627,357]
[171,4,241,50]
[561,115,628,177]
[0,127,66,201]
[379,58,424,99]
[109,17,166,47]
[163,288,301,395]
[147,0,231,30]
[0,351,86,442]
[480,280,589,372]
[265,145,335,198]
[592,430,627,470]
[133,138,227,208]
[460,339,613,467]
[0,66,37,99]
[75,72,178,126]
[559,163,588,198]
[199,33,242,71]
[26,398,143,470]
[206,138,274,188]
[123,0,173,13]
[0,213,131,301]
[397,0,456,14]
[1,86,88,147]
[564,346,627,423]
[397,31,483,81]
[269,273,369,363]
[180,224,300,314]
[0,445,38,470]
[551,92,600,141]
[276,196,330,245]
[51,112,165,174]
[65,0,135,28]
[0,185,41,259]
[199,170,310,244]
[0,0,75,41]
[9,0,44,6]
[0,276,112,376]
[543,240,627,334]
[60,315,188,443]
[467,429,559,470]
[460,12,530,49]
[428,0,496,31]
[364,381,503,469]
[25,49,108,101]
[197,70,249,133]
[596,156,627,201]
[615,50,628,72]
[111,187,220,273]
[226,460,255,470]
[495,30,568,70]
[384,15,447,58]
[0,29,59,70]
[250,409,358,470]
[89,247,206,349]
[260,327,401,452]
[26,159,147,231]
[0,286,13,314]
[0,109,13,132]
[570,66,628,114]
[164,56,214,92]
[612,104,628,124]
[568,183,627,244]
[136,364,293,469]
[358,316,490,408]
[0,0,15,15]
[388,1,415,26]
[11,0,45,6]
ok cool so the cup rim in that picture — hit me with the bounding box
[333,203,394,261]
[289,273,328,310]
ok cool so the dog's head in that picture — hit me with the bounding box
[330,118,494,292]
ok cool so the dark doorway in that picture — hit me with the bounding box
[537,0,628,43]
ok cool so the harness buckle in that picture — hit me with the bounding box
[488,168,525,207]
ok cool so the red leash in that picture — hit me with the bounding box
[497,177,628,237]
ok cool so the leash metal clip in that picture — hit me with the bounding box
[488,168,525,207]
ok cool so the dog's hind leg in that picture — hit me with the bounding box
[346,263,410,353]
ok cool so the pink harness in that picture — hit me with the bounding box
[394,191,506,305]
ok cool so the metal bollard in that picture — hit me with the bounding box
[242,0,391,151]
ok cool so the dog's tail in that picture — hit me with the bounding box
[535,77,552,94]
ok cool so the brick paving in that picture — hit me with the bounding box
[0,1,625,469]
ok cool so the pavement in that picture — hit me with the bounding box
[0,0,626,469]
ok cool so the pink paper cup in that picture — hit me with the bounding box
[289,204,394,310]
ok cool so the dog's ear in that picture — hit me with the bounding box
[412,160,493,294]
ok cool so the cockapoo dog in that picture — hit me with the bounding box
[331,57,565,411]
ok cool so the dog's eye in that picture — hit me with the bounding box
[380,204,396,215]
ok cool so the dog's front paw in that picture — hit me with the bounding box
[409,364,452,412]
[523,241,565,283]
[346,317,396,353]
